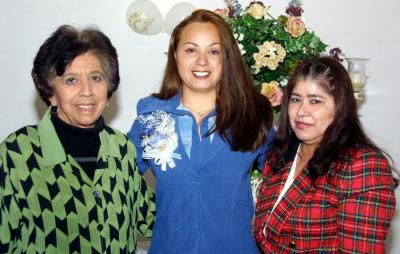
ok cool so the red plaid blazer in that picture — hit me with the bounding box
[254,146,396,253]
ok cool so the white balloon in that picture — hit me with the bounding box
[164,2,196,35]
[126,0,163,35]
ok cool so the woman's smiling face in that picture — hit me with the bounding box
[175,22,222,96]
[288,79,335,148]
[50,52,109,128]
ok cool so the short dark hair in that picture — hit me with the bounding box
[32,25,120,106]
[271,56,388,179]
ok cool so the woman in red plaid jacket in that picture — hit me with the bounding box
[254,57,397,253]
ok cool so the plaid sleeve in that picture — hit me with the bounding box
[337,149,396,253]
[0,143,21,253]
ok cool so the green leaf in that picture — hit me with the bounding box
[224,2,334,115]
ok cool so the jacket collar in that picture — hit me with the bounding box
[38,110,67,167]
[38,109,121,167]
[266,166,313,235]
[98,127,121,159]
[139,94,182,115]
[139,93,217,118]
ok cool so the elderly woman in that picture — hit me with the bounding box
[0,25,155,253]
[254,56,397,253]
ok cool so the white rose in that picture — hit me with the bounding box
[247,3,269,19]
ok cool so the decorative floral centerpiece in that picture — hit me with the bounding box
[215,0,330,116]
[138,110,181,171]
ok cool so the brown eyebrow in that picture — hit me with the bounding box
[182,42,221,47]
[290,92,325,99]
[60,70,105,79]
[89,71,105,76]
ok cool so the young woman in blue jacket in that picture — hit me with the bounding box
[128,9,274,254]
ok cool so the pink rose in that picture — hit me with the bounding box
[214,8,229,18]
[286,16,306,38]
[261,81,283,107]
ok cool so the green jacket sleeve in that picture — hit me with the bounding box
[125,137,156,239]
[0,141,22,253]
[136,174,156,238]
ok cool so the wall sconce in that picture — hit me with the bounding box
[126,0,196,35]
[345,57,369,99]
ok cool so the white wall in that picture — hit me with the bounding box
[0,0,399,252]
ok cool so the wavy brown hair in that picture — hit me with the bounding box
[270,56,394,179]
[154,9,273,151]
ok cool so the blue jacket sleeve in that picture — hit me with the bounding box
[256,127,275,168]
[127,100,150,174]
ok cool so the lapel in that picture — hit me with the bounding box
[38,110,92,184]
[162,94,226,173]
[93,128,121,184]
[174,120,198,176]
[138,94,181,115]
[198,131,226,169]
[98,128,121,159]
[266,158,314,236]
[139,94,228,174]
[38,110,67,167]
[174,111,225,175]
[39,111,121,186]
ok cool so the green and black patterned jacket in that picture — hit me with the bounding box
[0,110,156,253]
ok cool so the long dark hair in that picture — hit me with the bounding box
[271,56,393,179]
[154,9,273,151]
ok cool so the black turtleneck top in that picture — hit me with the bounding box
[50,114,104,180]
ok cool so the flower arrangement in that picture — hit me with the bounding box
[216,0,344,200]
[139,110,181,171]
[216,0,332,115]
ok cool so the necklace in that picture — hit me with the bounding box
[193,108,213,118]
[181,102,214,118]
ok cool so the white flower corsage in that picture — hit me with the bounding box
[138,110,181,171]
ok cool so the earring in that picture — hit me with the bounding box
[106,101,109,107]
[50,105,59,114]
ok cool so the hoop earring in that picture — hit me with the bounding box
[50,105,59,114]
